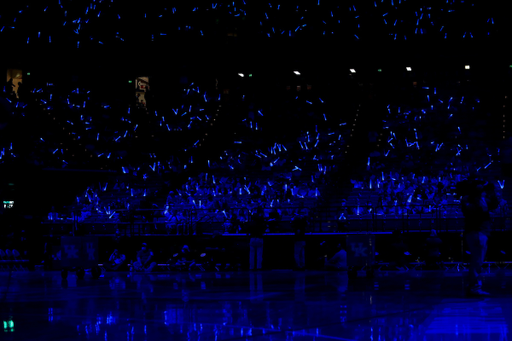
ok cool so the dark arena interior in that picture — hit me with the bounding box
[3,1,512,340]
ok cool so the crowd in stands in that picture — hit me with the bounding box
[2,1,512,279]
[1,64,356,234]
[344,79,509,219]
[3,65,510,233]
[66,83,352,232]
[0,0,503,47]
[346,172,507,218]
[1,1,511,238]
[1,77,221,171]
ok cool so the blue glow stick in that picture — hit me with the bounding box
[498,180,504,189]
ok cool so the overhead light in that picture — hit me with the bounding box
[238,73,244,77]
[294,71,300,75]
[406,67,412,71]
[465,65,470,70]
[350,69,356,73]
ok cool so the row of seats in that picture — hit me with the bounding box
[0,249,29,271]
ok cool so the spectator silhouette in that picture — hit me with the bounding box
[173,245,195,270]
[105,249,126,271]
[132,243,156,272]
[248,211,266,270]
[424,229,442,269]
[267,208,281,233]
[324,244,348,271]
[460,180,499,296]
[391,230,409,270]
[292,214,307,270]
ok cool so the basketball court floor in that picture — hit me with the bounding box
[2,269,512,340]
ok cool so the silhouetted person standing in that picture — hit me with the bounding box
[425,229,442,269]
[325,244,348,271]
[391,230,409,270]
[292,214,307,270]
[460,180,498,296]
[248,211,266,270]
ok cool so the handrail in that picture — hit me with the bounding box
[42,203,511,236]
[48,203,509,221]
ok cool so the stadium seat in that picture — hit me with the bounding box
[0,249,8,270]
[11,249,29,271]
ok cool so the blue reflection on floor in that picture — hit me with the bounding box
[1,269,512,340]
